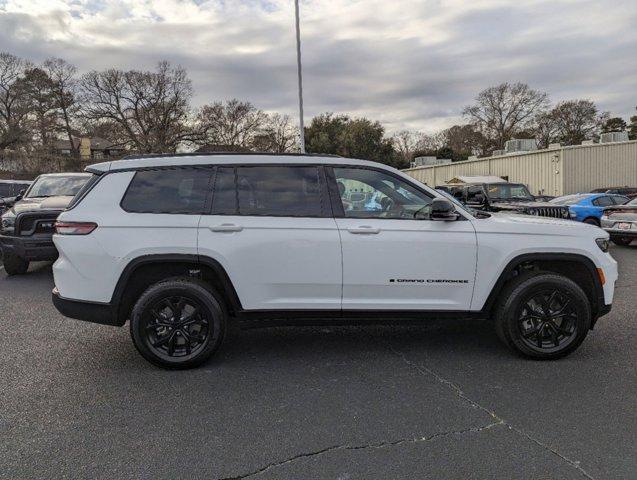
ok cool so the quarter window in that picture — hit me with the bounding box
[121,168,210,214]
[333,167,432,219]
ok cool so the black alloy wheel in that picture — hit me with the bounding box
[517,289,577,353]
[494,272,591,360]
[130,278,227,369]
[143,295,210,359]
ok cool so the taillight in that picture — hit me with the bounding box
[54,221,98,235]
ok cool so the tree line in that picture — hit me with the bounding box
[1,51,635,172]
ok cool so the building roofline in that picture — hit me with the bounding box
[403,139,637,172]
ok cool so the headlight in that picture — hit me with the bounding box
[569,209,577,219]
[595,238,610,252]
[1,213,15,234]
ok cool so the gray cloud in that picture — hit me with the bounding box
[0,0,635,133]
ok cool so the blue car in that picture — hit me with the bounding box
[550,193,629,225]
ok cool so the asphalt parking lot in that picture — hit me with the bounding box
[1,245,635,480]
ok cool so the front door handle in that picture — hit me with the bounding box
[209,223,243,233]
[347,226,380,234]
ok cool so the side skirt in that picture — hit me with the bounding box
[235,309,487,329]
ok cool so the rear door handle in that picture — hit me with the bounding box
[209,223,243,233]
[347,226,380,234]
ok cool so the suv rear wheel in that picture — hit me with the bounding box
[494,272,591,359]
[130,277,227,369]
[2,253,29,275]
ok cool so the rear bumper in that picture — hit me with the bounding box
[0,233,58,261]
[604,229,637,239]
[52,288,123,327]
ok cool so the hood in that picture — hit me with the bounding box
[473,212,604,238]
[9,196,74,215]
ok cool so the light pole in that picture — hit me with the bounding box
[294,0,306,153]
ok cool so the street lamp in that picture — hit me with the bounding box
[294,0,306,153]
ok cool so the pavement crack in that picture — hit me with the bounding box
[216,422,503,480]
[385,342,596,480]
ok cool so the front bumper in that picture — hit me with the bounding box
[0,233,58,261]
[52,288,122,326]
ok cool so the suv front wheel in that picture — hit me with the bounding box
[494,272,591,359]
[130,278,227,369]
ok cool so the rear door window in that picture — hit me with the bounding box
[592,196,613,207]
[121,167,211,214]
[211,165,325,217]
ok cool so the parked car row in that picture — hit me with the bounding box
[436,179,636,246]
[0,173,92,274]
[436,181,571,219]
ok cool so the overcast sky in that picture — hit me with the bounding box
[1,0,635,133]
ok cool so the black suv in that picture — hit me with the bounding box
[437,182,570,219]
[0,173,91,275]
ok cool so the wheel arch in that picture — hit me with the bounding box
[111,254,242,325]
[481,253,605,321]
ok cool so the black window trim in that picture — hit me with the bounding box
[208,163,332,219]
[324,165,464,221]
[119,165,214,215]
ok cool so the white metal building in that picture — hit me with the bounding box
[403,140,637,196]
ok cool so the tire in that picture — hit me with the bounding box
[130,277,227,369]
[494,272,591,360]
[2,253,29,275]
[611,236,633,246]
[583,217,600,226]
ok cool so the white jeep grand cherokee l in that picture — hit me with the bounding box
[51,154,617,369]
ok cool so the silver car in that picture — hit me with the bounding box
[601,197,637,246]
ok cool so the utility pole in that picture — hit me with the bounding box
[294,0,306,153]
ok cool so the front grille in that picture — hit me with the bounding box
[16,212,60,236]
[532,207,568,219]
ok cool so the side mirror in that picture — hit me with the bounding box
[431,198,459,221]
[15,189,25,201]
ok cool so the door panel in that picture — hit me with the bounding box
[336,218,476,310]
[198,216,342,310]
[331,166,477,311]
[198,165,342,311]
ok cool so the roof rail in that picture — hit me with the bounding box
[120,152,342,160]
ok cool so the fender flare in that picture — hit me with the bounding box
[111,254,243,323]
[480,252,604,316]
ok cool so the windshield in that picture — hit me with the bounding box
[26,175,90,198]
[485,183,534,201]
[550,194,591,205]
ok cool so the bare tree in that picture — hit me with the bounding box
[392,130,421,165]
[463,82,549,150]
[440,124,488,158]
[550,99,608,146]
[532,111,560,148]
[80,61,198,153]
[196,99,267,149]
[252,113,298,153]
[44,57,80,154]
[0,52,32,150]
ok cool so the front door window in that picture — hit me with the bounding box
[333,167,432,219]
